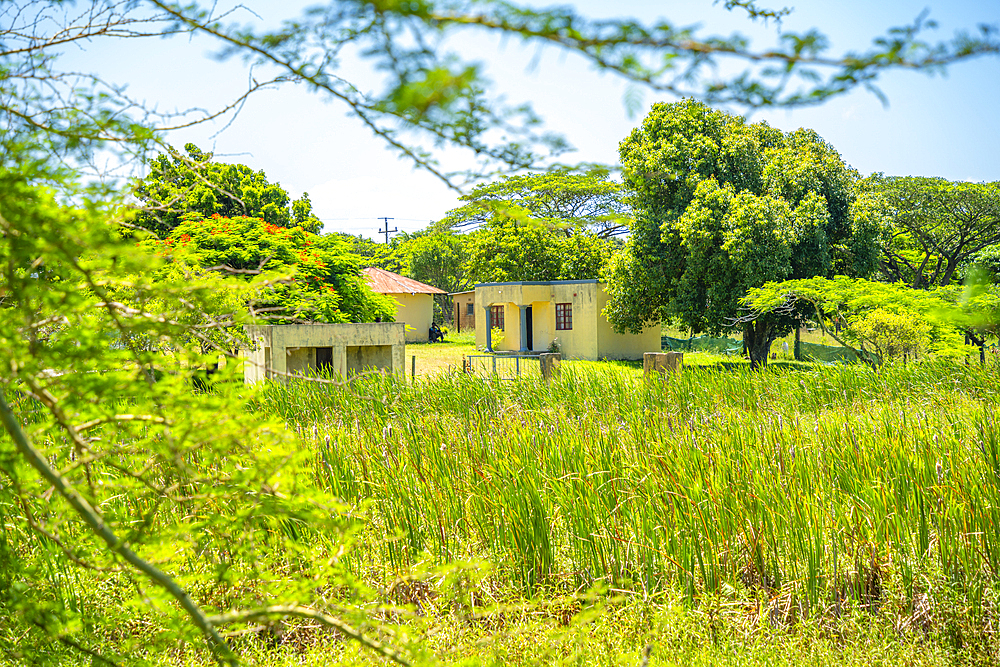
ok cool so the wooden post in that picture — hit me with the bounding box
[539,353,561,382]
[644,352,683,378]
[411,355,416,383]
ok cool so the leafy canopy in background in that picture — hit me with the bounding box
[143,214,397,328]
[438,169,630,238]
[867,175,1000,288]
[463,218,617,284]
[133,143,324,237]
[741,276,977,364]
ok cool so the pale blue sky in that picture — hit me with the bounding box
[63,0,1000,238]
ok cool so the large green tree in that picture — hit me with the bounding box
[463,219,616,284]
[606,99,883,367]
[869,176,1000,288]
[132,144,323,237]
[741,277,964,365]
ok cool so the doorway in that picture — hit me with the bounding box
[525,306,533,350]
[315,346,333,375]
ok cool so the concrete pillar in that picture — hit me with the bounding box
[539,353,561,382]
[644,352,683,378]
[518,305,529,353]
[333,344,348,379]
[484,305,493,352]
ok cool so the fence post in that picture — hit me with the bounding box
[411,355,416,384]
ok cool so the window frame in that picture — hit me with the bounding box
[490,304,505,331]
[555,303,573,331]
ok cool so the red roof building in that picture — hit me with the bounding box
[362,268,445,342]
[362,268,446,295]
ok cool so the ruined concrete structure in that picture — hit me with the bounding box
[242,323,405,383]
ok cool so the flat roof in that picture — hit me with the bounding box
[475,279,601,287]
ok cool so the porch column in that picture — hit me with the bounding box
[518,305,529,353]
[484,305,493,352]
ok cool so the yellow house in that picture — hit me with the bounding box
[450,290,476,332]
[474,280,660,360]
[363,267,446,343]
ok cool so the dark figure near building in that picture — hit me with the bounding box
[429,322,445,343]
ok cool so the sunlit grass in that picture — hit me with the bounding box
[254,360,1000,633]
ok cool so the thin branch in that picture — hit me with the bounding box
[207,605,410,667]
[0,389,238,667]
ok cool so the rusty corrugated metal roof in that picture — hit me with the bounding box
[362,267,446,294]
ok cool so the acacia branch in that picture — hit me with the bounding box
[0,389,238,667]
[207,606,410,667]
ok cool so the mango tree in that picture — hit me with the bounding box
[605,100,883,368]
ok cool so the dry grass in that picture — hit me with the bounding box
[406,331,478,377]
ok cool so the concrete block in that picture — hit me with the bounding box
[644,351,683,378]
[539,353,562,381]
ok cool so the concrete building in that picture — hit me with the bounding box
[451,290,475,332]
[242,323,405,383]
[474,280,660,361]
[363,268,446,343]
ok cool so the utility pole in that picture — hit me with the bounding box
[377,217,397,244]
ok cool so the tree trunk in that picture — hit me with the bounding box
[744,321,777,370]
[968,331,987,365]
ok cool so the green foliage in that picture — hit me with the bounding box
[851,308,931,360]
[607,100,880,367]
[868,175,1000,288]
[463,219,616,284]
[438,168,630,238]
[144,214,395,327]
[132,144,323,237]
[965,244,1000,284]
[0,175,401,665]
[741,276,974,364]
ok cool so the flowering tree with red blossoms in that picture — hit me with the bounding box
[145,214,395,332]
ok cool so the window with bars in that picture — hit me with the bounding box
[466,303,474,316]
[555,303,573,330]
[490,305,505,330]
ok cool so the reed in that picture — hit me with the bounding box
[249,361,1000,628]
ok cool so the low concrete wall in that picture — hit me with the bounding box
[242,323,405,383]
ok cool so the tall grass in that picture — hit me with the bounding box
[251,361,1000,629]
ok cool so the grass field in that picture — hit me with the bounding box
[7,356,1000,666]
[240,359,1000,665]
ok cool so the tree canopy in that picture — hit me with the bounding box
[438,169,630,238]
[869,175,1000,288]
[740,277,964,365]
[145,214,395,326]
[463,219,616,284]
[605,99,883,367]
[132,143,323,237]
